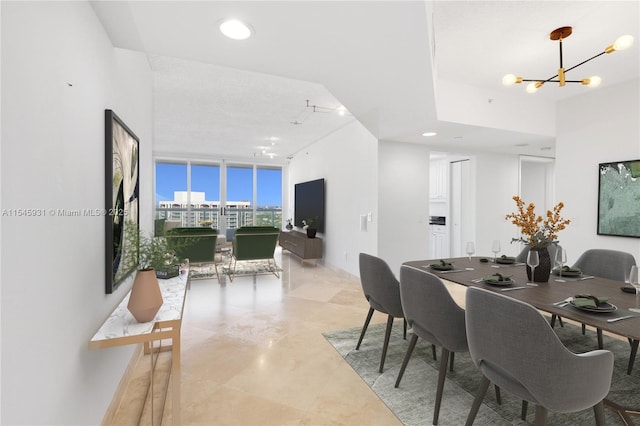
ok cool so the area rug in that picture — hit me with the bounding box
[190,260,282,280]
[323,321,639,425]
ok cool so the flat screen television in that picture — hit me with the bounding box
[294,178,325,232]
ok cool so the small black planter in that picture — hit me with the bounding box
[306,228,317,238]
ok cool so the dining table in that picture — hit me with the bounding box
[404,256,640,425]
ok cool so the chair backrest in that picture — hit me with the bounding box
[165,227,219,263]
[232,228,280,261]
[465,287,613,413]
[572,249,637,281]
[515,244,558,264]
[399,265,467,352]
[358,253,403,318]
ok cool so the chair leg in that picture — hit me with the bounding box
[269,258,280,278]
[433,347,450,425]
[628,339,639,375]
[582,323,586,334]
[449,351,455,372]
[403,318,407,340]
[494,385,501,405]
[379,315,394,373]
[593,400,605,426]
[550,314,565,328]
[356,308,374,350]
[521,400,528,420]
[534,405,548,426]
[395,334,418,388]
[432,344,437,361]
[465,375,490,426]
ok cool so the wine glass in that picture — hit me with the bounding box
[491,240,501,263]
[629,266,640,313]
[554,246,567,277]
[526,250,539,286]
[466,242,475,260]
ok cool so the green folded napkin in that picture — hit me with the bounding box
[484,273,512,282]
[430,259,453,268]
[499,255,515,261]
[572,295,609,308]
[560,266,581,273]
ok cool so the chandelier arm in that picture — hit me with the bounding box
[564,51,606,74]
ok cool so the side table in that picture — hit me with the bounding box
[89,267,189,425]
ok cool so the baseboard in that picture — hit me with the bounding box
[100,344,143,426]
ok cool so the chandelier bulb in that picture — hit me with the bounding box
[502,74,522,86]
[581,76,602,87]
[614,35,634,51]
[526,82,540,93]
[606,35,634,53]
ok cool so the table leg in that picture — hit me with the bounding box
[172,328,181,426]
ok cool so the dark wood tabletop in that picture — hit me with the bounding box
[404,257,640,424]
[403,257,640,342]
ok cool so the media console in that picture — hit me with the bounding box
[279,231,323,260]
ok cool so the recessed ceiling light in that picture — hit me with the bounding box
[515,143,529,147]
[422,132,437,137]
[219,19,252,40]
[267,136,279,141]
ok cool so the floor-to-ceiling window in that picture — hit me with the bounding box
[155,160,282,236]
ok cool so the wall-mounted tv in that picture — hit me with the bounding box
[294,178,325,232]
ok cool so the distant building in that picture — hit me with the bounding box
[157,191,251,228]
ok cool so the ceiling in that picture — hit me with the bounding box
[91,1,639,162]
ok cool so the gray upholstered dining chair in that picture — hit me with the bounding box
[572,249,638,373]
[356,253,407,373]
[464,286,614,426]
[396,265,501,425]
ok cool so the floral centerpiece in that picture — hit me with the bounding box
[505,195,571,248]
[505,195,571,282]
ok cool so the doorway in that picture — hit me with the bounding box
[450,159,472,257]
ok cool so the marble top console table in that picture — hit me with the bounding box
[89,267,189,425]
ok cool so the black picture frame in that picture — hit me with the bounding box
[105,110,140,294]
[597,159,640,238]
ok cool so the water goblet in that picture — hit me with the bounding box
[554,246,567,277]
[527,250,539,286]
[491,240,501,263]
[466,242,475,260]
[628,266,640,313]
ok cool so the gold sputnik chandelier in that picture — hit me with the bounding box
[502,26,634,93]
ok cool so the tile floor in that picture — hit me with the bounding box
[111,248,408,425]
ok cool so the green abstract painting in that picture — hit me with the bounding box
[598,160,640,237]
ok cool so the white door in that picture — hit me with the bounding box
[450,159,472,257]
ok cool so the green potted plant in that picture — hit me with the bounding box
[302,216,319,238]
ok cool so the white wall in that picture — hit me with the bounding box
[1,2,153,424]
[288,121,378,276]
[474,152,521,257]
[436,79,555,138]
[556,79,640,265]
[378,141,431,274]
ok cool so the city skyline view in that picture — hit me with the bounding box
[155,163,282,207]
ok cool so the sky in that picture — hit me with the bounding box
[155,163,282,207]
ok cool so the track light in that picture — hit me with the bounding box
[503,27,634,93]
